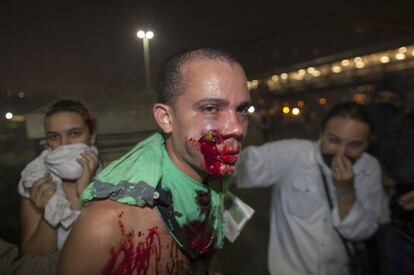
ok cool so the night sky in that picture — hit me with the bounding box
[1,0,414,101]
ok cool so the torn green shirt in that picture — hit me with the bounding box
[81,132,226,259]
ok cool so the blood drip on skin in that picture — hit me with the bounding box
[181,190,215,256]
[102,212,162,275]
[166,239,186,274]
[183,221,215,256]
[190,130,238,178]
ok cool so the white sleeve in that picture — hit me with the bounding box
[333,157,383,240]
[234,139,301,188]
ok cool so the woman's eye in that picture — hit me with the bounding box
[47,134,57,141]
[328,138,339,144]
[70,131,81,138]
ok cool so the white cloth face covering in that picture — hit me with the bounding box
[18,143,98,229]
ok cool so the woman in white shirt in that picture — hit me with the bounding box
[19,99,100,256]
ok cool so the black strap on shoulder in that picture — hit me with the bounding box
[153,183,200,260]
[319,165,354,260]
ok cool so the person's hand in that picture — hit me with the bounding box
[399,190,414,211]
[75,150,99,196]
[28,175,56,210]
[331,153,354,194]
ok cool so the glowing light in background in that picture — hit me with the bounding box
[248,44,414,94]
[355,62,365,69]
[353,93,367,104]
[341,59,350,66]
[248,106,255,113]
[395,53,406,60]
[331,65,342,73]
[354,57,362,63]
[380,55,390,63]
[272,75,279,81]
[398,46,407,53]
[5,112,13,120]
[292,107,300,116]
[282,106,290,114]
[137,30,146,38]
[247,80,259,90]
[311,70,321,77]
[145,31,154,39]
[319,97,327,105]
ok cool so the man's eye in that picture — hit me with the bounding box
[237,106,249,114]
[202,105,219,113]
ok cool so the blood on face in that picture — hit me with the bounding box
[189,129,240,178]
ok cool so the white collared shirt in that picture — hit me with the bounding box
[235,139,382,275]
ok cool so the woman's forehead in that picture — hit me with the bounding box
[45,112,86,129]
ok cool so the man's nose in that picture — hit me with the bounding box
[222,111,245,138]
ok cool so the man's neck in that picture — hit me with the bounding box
[165,139,207,184]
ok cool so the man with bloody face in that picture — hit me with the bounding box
[57,48,251,275]
[234,102,382,275]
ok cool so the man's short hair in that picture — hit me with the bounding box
[156,47,241,105]
[320,102,375,135]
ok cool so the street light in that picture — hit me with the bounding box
[137,30,154,92]
[5,112,13,120]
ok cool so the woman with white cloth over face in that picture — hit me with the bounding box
[19,99,99,256]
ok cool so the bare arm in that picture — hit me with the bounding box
[58,200,188,275]
[58,200,157,275]
[57,200,120,275]
[20,176,57,256]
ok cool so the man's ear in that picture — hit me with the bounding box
[153,103,173,134]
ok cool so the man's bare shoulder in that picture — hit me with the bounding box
[58,200,168,275]
[75,199,164,240]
